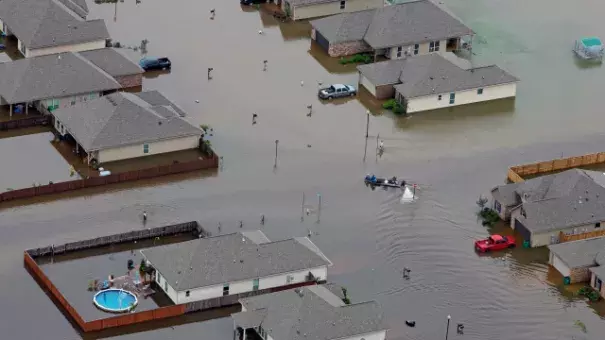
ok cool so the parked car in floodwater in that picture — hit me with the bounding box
[139,57,171,71]
[318,84,356,100]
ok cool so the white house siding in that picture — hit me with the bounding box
[291,0,383,20]
[25,39,107,58]
[343,330,387,340]
[43,92,102,116]
[174,265,328,304]
[550,253,571,277]
[387,40,446,59]
[97,135,200,163]
[359,74,377,96]
[156,271,179,303]
[404,82,517,113]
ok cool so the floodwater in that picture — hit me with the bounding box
[2,0,605,339]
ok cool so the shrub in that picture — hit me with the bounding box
[382,99,397,110]
[478,207,500,227]
[339,53,372,65]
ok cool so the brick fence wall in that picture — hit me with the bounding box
[0,115,50,131]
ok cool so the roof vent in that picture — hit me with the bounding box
[190,266,193,270]
[240,259,244,263]
[158,121,162,125]
[296,330,300,335]
[482,76,485,79]
[429,76,433,80]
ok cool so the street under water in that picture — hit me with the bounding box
[2,0,605,339]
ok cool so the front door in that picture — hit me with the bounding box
[598,277,602,292]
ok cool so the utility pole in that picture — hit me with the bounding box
[445,315,451,340]
[274,139,279,168]
[301,192,305,221]
[114,0,118,21]
[365,110,370,138]
[316,193,321,223]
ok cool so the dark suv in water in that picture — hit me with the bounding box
[139,57,171,71]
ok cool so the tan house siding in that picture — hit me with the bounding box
[115,74,143,88]
[328,40,371,57]
[590,272,605,298]
[387,40,447,59]
[25,40,107,58]
[291,0,383,20]
[404,83,517,114]
[532,224,600,248]
[97,135,200,163]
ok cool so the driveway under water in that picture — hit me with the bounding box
[1,0,605,339]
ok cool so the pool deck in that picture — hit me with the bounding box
[40,248,172,321]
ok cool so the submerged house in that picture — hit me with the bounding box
[140,231,332,305]
[282,0,383,21]
[310,0,471,58]
[357,53,517,112]
[0,51,123,117]
[0,0,109,58]
[52,91,201,164]
[491,169,605,248]
[233,284,387,340]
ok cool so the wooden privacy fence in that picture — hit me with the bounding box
[559,229,605,243]
[0,115,50,131]
[507,152,605,183]
[1,154,218,203]
[23,220,323,332]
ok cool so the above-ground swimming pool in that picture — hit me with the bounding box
[93,289,138,313]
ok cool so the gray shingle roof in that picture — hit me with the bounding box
[57,0,88,18]
[140,232,331,291]
[357,58,408,85]
[491,182,522,207]
[0,0,108,49]
[310,10,374,44]
[235,285,387,340]
[393,54,518,98]
[52,91,201,151]
[510,169,605,233]
[79,48,143,78]
[548,237,605,268]
[0,52,121,104]
[311,0,471,48]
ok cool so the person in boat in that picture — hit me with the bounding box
[390,176,397,184]
[379,140,384,151]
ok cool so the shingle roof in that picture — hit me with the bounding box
[491,182,522,207]
[57,0,88,18]
[357,59,408,85]
[0,52,121,104]
[310,10,374,43]
[510,169,605,233]
[0,0,108,49]
[235,285,387,340]
[140,232,331,291]
[79,48,143,78]
[548,237,605,268]
[311,0,471,48]
[392,54,518,98]
[52,91,201,151]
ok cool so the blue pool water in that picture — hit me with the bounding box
[93,289,137,313]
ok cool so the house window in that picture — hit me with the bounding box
[596,222,601,228]
[185,290,190,297]
[89,93,96,100]
[339,0,345,9]
[20,41,26,56]
[253,278,259,291]
[477,88,484,95]
[70,97,76,106]
[437,95,442,101]
[223,283,230,296]
[143,144,149,154]
[449,93,455,104]
[396,46,403,58]
[494,200,501,213]
[413,44,419,55]
[164,281,168,292]
[429,41,440,52]
[286,275,294,283]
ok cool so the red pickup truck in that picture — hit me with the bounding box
[475,235,516,253]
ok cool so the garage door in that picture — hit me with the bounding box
[359,75,376,96]
[551,254,570,276]
[315,31,330,53]
[514,218,531,242]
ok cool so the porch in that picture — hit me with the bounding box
[233,316,266,340]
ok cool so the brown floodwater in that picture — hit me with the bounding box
[2,0,605,339]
